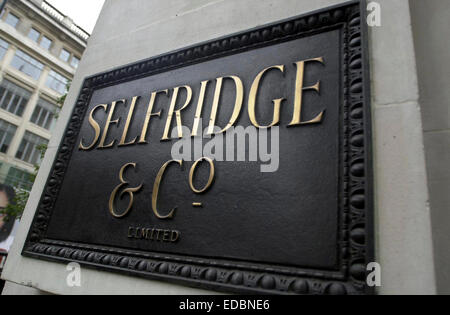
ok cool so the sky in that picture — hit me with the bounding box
[46,0,105,34]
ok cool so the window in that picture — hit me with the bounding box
[30,99,58,131]
[27,28,52,51]
[70,56,80,68]
[15,131,48,165]
[59,48,70,62]
[0,79,31,117]
[46,70,68,94]
[0,38,8,60]
[5,13,19,28]
[5,167,33,191]
[28,28,40,43]
[60,48,80,67]
[40,35,52,51]
[0,119,17,153]
[10,49,44,80]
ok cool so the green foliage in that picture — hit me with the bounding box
[1,188,30,222]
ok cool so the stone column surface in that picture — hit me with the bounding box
[409,0,450,295]
[1,0,436,295]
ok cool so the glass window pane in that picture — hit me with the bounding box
[70,56,80,68]
[15,141,26,160]
[8,94,20,114]
[40,36,52,50]
[5,13,19,28]
[30,106,41,124]
[22,142,32,163]
[0,38,9,60]
[0,130,5,149]
[44,112,55,130]
[10,49,44,80]
[0,79,31,116]
[1,133,12,152]
[16,97,27,117]
[30,99,58,130]
[5,167,33,191]
[15,131,48,165]
[0,119,17,153]
[1,91,12,110]
[37,109,47,126]
[59,49,70,62]
[45,70,68,94]
[28,28,40,42]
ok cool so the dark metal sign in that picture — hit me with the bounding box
[23,0,373,295]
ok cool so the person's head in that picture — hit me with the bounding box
[0,184,16,243]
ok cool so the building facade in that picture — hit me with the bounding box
[0,0,87,190]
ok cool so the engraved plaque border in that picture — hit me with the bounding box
[22,0,374,295]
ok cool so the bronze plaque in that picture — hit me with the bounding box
[23,0,374,294]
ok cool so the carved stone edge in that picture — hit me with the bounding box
[22,1,372,295]
[343,4,372,294]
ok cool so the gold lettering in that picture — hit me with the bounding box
[149,228,155,240]
[171,230,180,242]
[152,159,183,219]
[192,80,209,137]
[119,96,140,147]
[98,100,124,149]
[108,163,143,218]
[162,86,192,140]
[163,230,170,242]
[155,229,162,240]
[189,157,215,194]
[248,65,285,128]
[139,90,168,143]
[127,227,180,242]
[289,57,325,126]
[79,104,107,150]
[207,76,244,135]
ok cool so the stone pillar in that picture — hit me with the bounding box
[0,44,16,74]
[369,0,436,294]
[409,0,450,295]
